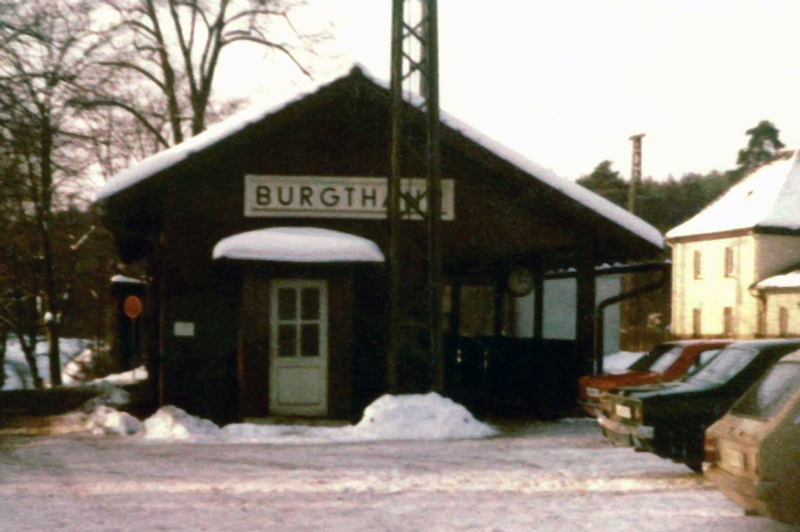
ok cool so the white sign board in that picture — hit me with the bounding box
[244,175,455,220]
[173,322,195,337]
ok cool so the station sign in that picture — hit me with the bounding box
[244,175,455,220]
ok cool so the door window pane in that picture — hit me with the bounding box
[278,288,297,320]
[301,288,320,320]
[278,324,296,357]
[301,324,320,357]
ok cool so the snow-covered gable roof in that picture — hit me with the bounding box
[96,66,663,250]
[666,151,800,241]
[754,269,800,291]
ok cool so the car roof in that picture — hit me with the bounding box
[726,338,800,349]
[777,348,800,363]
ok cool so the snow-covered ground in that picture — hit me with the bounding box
[0,416,792,532]
[2,337,96,390]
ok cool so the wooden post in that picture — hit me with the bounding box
[533,260,544,340]
[575,253,596,376]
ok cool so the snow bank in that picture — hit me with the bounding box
[602,351,646,374]
[90,366,148,386]
[353,392,497,440]
[120,393,496,444]
[87,406,143,436]
[142,406,224,443]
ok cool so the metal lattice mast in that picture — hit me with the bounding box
[388,0,444,393]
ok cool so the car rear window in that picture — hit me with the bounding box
[731,362,800,420]
[686,349,722,376]
[685,347,758,385]
[648,346,685,373]
[629,345,674,372]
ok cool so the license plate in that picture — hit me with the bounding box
[615,404,632,419]
[723,449,745,470]
[587,387,600,397]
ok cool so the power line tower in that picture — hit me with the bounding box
[387,0,444,393]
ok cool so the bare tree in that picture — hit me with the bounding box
[76,0,328,151]
[0,0,116,386]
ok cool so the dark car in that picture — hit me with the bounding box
[578,340,729,416]
[596,339,800,471]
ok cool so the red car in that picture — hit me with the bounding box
[578,340,730,416]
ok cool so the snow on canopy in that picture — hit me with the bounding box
[212,227,385,263]
[95,65,663,250]
[110,274,145,284]
[666,151,800,240]
[755,269,800,290]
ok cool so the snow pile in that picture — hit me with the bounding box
[91,366,148,386]
[353,392,497,440]
[602,351,646,374]
[81,384,131,411]
[142,405,224,443]
[99,393,495,444]
[86,406,142,436]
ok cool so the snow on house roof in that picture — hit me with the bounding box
[96,65,663,250]
[666,151,800,240]
[212,227,385,263]
[754,269,800,290]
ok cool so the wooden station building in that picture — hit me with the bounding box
[96,67,664,423]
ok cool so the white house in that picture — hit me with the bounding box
[666,150,800,339]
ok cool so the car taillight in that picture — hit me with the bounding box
[704,434,718,463]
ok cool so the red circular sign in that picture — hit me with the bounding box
[123,295,143,319]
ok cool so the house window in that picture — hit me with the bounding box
[724,247,734,277]
[779,307,789,337]
[693,250,702,279]
[693,308,702,338]
[724,307,733,337]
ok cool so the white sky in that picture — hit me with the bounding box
[214,0,800,182]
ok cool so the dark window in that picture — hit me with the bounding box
[724,247,734,277]
[278,324,296,357]
[301,324,320,357]
[301,288,320,320]
[693,308,702,337]
[731,362,800,420]
[694,250,702,279]
[647,346,685,373]
[686,347,758,385]
[724,307,733,337]
[780,307,789,337]
[278,288,297,320]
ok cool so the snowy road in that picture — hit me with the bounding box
[0,419,795,532]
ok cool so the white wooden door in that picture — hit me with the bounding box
[269,280,328,416]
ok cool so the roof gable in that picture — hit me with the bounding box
[666,151,800,241]
[96,66,663,251]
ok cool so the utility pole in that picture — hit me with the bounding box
[628,134,644,214]
[388,0,444,393]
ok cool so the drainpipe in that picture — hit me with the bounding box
[592,264,670,375]
[748,283,766,338]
